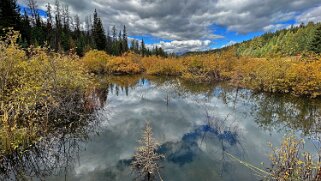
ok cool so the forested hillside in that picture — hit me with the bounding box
[187,22,321,57]
[235,22,321,57]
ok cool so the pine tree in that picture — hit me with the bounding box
[309,24,321,54]
[0,0,21,35]
[118,30,123,55]
[20,9,31,46]
[141,39,146,57]
[92,9,107,50]
[111,25,118,55]
[46,3,53,29]
[112,25,117,41]
[106,28,112,54]
[54,0,62,51]
[122,25,128,52]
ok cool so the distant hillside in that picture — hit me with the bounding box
[185,22,321,57]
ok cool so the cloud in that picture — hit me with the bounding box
[263,24,291,32]
[221,40,237,48]
[17,0,321,52]
[297,5,321,23]
[18,0,321,38]
[147,40,212,53]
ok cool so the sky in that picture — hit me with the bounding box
[18,0,321,53]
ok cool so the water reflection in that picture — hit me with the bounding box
[0,103,102,180]
[250,93,321,135]
[3,75,321,180]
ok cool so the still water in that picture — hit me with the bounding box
[25,76,321,180]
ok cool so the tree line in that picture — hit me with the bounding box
[0,0,168,57]
[232,22,321,57]
[185,22,321,57]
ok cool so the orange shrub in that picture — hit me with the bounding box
[82,50,110,74]
[142,56,183,76]
[181,53,236,82]
[106,53,143,74]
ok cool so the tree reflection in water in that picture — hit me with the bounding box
[3,76,321,180]
[0,88,107,181]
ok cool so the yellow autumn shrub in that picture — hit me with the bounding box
[106,53,143,74]
[82,50,110,74]
[142,56,183,76]
[0,31,94,155]
[286,61,321,97]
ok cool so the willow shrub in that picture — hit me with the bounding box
[234,57,321,97]
[81,48,321,97]
[181,50,237,82]
[0,31,94,155]
[106,53,143,74]
[82,50,111,74]
[141,56,183,76]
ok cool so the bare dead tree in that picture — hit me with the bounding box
[131,122,164,181]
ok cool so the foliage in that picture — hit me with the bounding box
[181,49,237,82]
[309,24,321,54]
[82,47,321,98]
[142,56,183,76]
[228,135,321,181]
[233,57,321,97]
[267,135,321,180]
[186,22,319,57]
[92,10,107,51]
[106,53,143,74]
[0,0,21,36]
[0,30,94,157]
[234,22,319,57]
[82,50,111,74]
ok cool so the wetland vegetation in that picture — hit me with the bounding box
[1,0,321,180]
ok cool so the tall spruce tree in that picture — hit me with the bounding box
[0,0,21,35]
[122,25,128,52]
[118,30,123,55]
[106,29,112,54]
[21,9,31,46]
[54,0,62,51]
[92,9,106,50]
[141,39,145,57]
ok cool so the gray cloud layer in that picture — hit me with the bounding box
[19,0,321,52]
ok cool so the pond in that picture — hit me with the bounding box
[6,76,321,181]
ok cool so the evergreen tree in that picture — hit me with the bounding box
[112,25,117,41]
[118,30,123,54]
[20,9,31,46]
[309,25,321,54]
[54,0,62,51]
[141,39,145,57]
[106,29,112,54]
[0,0,21,35]
[111,25,118,55]
[122,25,128,52]
[92,9,106,50]
[0,0,156,57]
